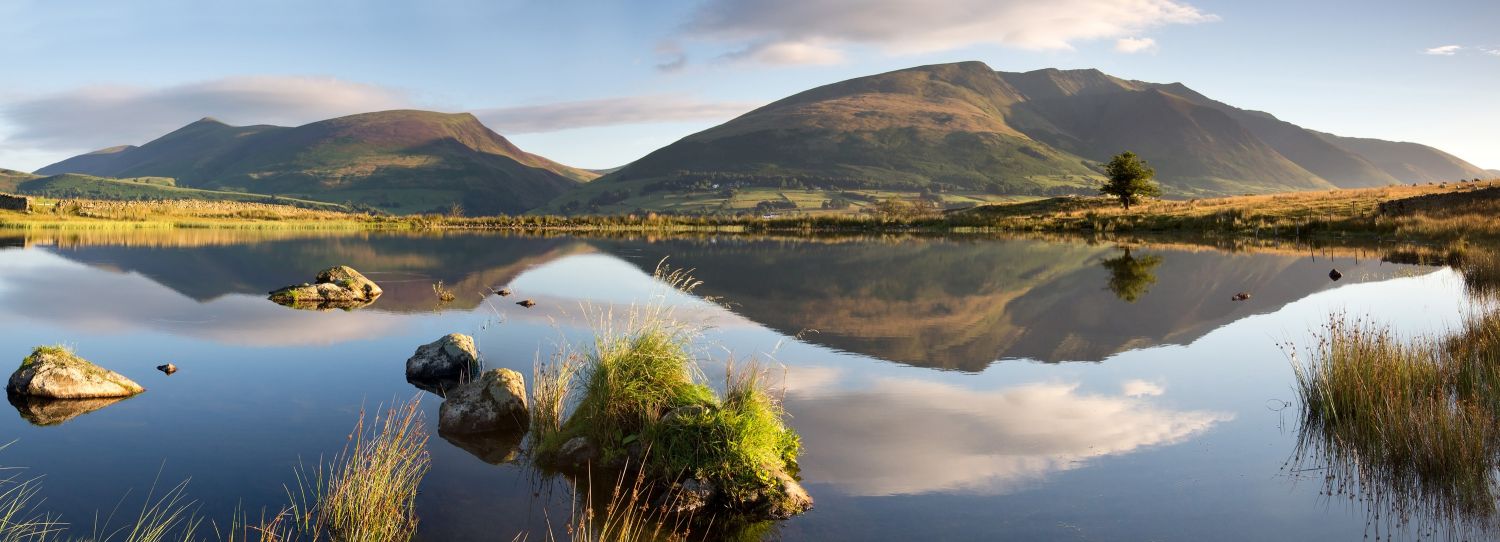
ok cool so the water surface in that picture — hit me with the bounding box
[0,230,1470,540]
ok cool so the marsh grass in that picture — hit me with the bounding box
[1289,310,1500,535]
[292,398,430,542]
[431,281,456,303]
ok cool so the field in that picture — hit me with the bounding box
[12,173,350,211]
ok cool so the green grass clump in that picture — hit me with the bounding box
[293,398,430,542]
[647,366,801,507]
[1289,311,1500,534]
[533,263,803,521]
[20,345,71,367]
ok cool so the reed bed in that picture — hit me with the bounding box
[1288,309,1500,536]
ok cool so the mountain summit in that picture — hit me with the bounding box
[38,110,596,214]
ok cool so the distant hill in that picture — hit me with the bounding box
[554,62,1485,214]
[1312,132,1491,183]
[37,110,597,215]
[14,173,348,210]
[1488,169,1500,178]
[0,168,40,193]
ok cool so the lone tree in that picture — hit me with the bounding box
[1100,151,1160,210]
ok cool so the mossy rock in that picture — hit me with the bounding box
[7,346,144,399]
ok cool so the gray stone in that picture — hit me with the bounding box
[556,436,597,467]
[7,348,144,399]
[438,368,528,434]
[406,334,480,394]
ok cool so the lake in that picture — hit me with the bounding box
[0,230,1477,540]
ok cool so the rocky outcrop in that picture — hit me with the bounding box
[406,334,480,394]
[268,266,382,310]
[7,347,144,399]
[437,368,529,434]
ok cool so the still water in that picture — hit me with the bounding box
[0,230,1473,540]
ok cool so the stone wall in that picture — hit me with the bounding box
[0,193,29,212]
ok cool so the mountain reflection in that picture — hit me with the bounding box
[782,367,1230,496]
[13,232,1433,370]
[595,238,1424,370]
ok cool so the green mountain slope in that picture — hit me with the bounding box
[1313,132,1490,183]
[556,62,1484,214]
[1000,69,1332,195]
[15,173,348,210]
[0,168,40,193]
[37,110,596,215]
[549,62,1103,213]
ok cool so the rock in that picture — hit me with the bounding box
[1329,268,1343,281]
[764,471,814,519]
[6,347,144,399]
[439,427,523,465]
[6,392,130,426]
[664,477,718,514]
[1231,292,1252,301]
[494,288,512,297]
[556,436,597,468]
[157,364,177,375]
[438,368,529,434]
[406,334,480,394]
[516,299,537,308]
[268,266,381,309]
[661,404,710,425]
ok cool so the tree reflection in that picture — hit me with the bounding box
[1100,248,1163,303]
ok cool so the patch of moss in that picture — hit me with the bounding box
[21,345,71,368]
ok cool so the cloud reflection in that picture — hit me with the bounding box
[784,369,1229,496]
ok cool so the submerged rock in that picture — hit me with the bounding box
[268,266,382,310]
[157,363,177,375]
[555,436,597,468]
[6,347,144,399]
[438,368,529,434]
[1231,292,1252,301]
[516,299,536,308]
[1329,268,1344,281]
[7,392,131,426]
[406,334,480,394]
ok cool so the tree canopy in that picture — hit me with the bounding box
[1100,151,1160,210]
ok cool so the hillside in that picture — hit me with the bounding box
[15,173,349,210]
[555,62,1485,214]
[37,110,596,215]
[0,168,40,193]
[1313,132,1491,183]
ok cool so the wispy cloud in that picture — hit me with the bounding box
[1425,45,1462,56]
[475,95,757,134]
[0,76,409,152]
[1114,37,1159,54]
[677,0,1216,65]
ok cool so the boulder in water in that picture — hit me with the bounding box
[6,346,144,399]
[438,368,529,434]
[269,266,382,309]
[406,334,480,394]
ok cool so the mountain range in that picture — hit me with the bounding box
[26,62,1492,215]
[34,110,595,215]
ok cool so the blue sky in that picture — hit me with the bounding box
[1,0,1497,171]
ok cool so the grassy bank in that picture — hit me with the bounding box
[4,180,1500,245]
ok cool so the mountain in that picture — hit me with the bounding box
[1488,169,1500,178]
[1312,132,1491,183]
[37,110,597,215]
[556,62,1484,213]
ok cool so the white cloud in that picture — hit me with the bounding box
[0,76,410,152]
[1484,48,1500,57]
[1114,36,1159,54]
[1425,45,1462,56]
[681,0,1216,65]
[787,375,1230,496]
[1121,379,1165,397]
[723,41,846,65]
[475,95,757,134]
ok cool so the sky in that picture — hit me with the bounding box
[1,0,1497,171]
